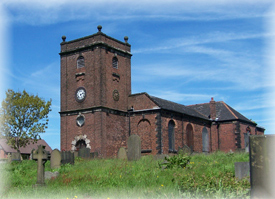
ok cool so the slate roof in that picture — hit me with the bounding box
[188,101,255,124]
[0,139,52,154]
[147,94,209,120]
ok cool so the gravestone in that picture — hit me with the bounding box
[127,134,141,161]
[178,145,192,156]
[234,162,250,180]
[7,153,12,163]
[32,145,49,186]
[11,152,21,162]
[45,171,59,180]
[74,151,78,158]
[249,135,275,198]
[117,147,127,160]
[61,151,74,165]
[50,149,61,169]
[78,147,90,159]
[91,152,98,158]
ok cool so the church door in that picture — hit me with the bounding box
[75,140,87,151]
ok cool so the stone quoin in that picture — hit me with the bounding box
[59,26,265,158]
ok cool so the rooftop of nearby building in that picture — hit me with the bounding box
[0,138,52,154]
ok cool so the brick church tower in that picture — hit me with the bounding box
[59,26,132,157]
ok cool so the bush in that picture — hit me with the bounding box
[159,154,191,169]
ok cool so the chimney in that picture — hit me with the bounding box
[210,97,216,120]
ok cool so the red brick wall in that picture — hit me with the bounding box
[128,93,158,110]
[60,32,131,158]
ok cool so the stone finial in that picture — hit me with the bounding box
[97,25,102,32]
[124,36,128,43]
[62,35,66,42]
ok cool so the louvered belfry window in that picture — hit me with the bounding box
[112,57,118,69]
[77,56,85,68]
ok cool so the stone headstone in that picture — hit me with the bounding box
[61,151,74,165]
[91,152,98,158]
[74,151,78,158]
[7,153,12,163]
[11,152,21,162]
[249,135,275,198]
[45,171,59,180]
[117,147,127,160]
[32,145,49,186]
[235,162,250,180]
[50,149,61,169]
[78,147,90,159]
[178,145,192,156]
[127,134,141,161]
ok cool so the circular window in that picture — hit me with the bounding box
[76,114,85,127]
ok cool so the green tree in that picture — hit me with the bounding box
[0,89,52,152]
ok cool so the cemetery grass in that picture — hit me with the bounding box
[1,151,250,199]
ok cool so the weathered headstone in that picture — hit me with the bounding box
[61,151,74,165]
[7,153,12,163]
[45,171,59,180]
[32,145,49,187]
[178,145,192,156]
[249,135,275,198]
[127,134,141,161]
[117,147,127,160]
[74,151,78,158]
[235,162,250,180]
[91,152,98,158]
[78,147,90,159]
[50,149,61,169]
[11,152,21,162]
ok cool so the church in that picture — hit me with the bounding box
[59,25,264,158]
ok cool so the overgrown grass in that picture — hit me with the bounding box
[0,151,250,199]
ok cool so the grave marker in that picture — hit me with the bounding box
[127,134,141,161]
[78,147,90,159]
[11,152,21,162]
[117,147,127,160]
[234,162,249,180]
[50,149,61,169]
[249,135,275,198]
[32,145,49,186]
[61,151,74,165]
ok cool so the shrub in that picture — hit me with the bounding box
[159,154,191,169]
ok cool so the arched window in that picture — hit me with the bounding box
[186,123,194,151]
[112,57,118,69]
[77,56,85,68]
[202,127,209,152]
[244,127,251,152]
[168,120,175,151]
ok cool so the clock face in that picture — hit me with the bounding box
[75,87,86,102]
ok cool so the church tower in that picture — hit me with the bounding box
[59,26,131,157]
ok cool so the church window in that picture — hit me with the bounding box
[77,56,85,68]
[112,57,118,69]
[202,127,209,152]
[168,120,175,152]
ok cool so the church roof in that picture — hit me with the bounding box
[0,139,52,154]
[147,94,209,120]
[188,101,255,124]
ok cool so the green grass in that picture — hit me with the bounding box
[0,151,250,199]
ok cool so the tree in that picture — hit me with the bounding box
[0,89,52,152]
